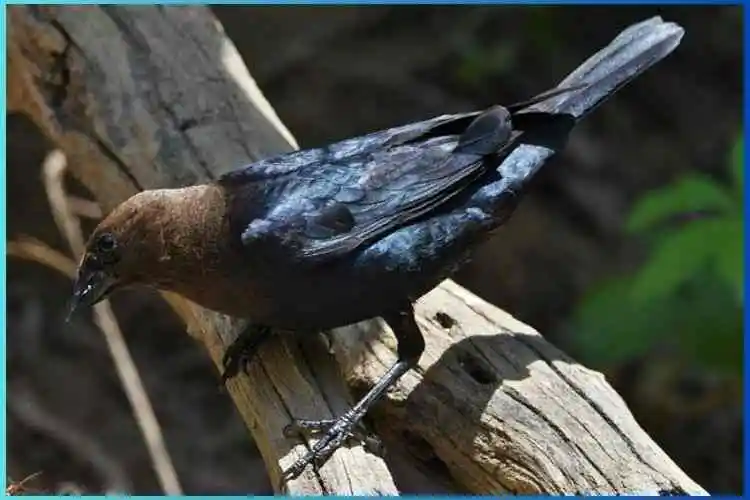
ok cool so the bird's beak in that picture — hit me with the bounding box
[67,267,117,322]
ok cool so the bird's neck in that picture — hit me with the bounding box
[137,184,231,289]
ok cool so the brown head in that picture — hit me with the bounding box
[68,185,227,319]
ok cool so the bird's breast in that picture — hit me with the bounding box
[168,248,443,330]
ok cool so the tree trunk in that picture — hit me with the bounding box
[8,5,707,495]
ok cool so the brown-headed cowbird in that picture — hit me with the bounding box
[69,18,683,482]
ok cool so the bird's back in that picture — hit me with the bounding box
[205,106,563,327]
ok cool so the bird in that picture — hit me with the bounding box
[68,17,683,483]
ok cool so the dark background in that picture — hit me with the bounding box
[7,5,744,495]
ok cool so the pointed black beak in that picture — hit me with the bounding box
[66,268,117,322]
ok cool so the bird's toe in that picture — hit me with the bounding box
[281,412,384,481]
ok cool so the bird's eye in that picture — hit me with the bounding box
[96,233,117,253]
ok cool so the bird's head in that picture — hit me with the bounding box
[67,191,172,319]
[67,185,226,320]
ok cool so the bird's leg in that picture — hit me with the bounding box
[281,303,425,482]
[221,323,273,383]
[283,418,385,456]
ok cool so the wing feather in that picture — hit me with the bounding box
[221,85,577,263]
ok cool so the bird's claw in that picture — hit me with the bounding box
[283,418,338,438]
[280,412,385,482]
[284,417,384,455]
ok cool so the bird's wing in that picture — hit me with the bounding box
[218,111,481,186]
[221,85,581,263]
[299,109,533,261]
[217,84,581,189]
[223,107,527,263]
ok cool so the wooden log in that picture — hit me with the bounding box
[8,5,708,495]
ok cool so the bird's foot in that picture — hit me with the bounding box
[220,324,272,383]
[281,412,384,482]
[284,418,384,455]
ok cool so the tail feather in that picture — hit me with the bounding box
[519,16,685,120]
[494,17,684,189]
[506,83,589,113]
[452,17,683,169]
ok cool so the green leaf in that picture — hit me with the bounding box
[711,216,744,303]
[629,221,719,302]
[731,134,743,198]
[570,277,663,367]
[667,274,744,376]
[626,175,735,233]
[570,271,743,376]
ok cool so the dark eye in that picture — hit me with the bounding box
[96,232,117,253]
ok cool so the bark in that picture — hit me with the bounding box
[8,5,708,495]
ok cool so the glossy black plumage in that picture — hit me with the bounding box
[220,18,684,483]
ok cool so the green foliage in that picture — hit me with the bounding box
[451,8,558,89]
[732,134,744,197]
[454,42,518,88]
[625,175,735,233]
[570,133,744,376]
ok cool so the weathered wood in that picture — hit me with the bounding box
[8,5,708,495]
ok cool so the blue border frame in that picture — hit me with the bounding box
[1,1,746,498]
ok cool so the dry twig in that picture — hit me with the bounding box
[7,236,77,278]
[6,471,44,495]
[67,196,103,220]
[8,150,184,495]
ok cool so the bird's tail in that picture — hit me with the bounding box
[505,83,589,113]
[452,16,685,231]
[454,17,683,163]
[517,16,684,120]
[488,16,684,192]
